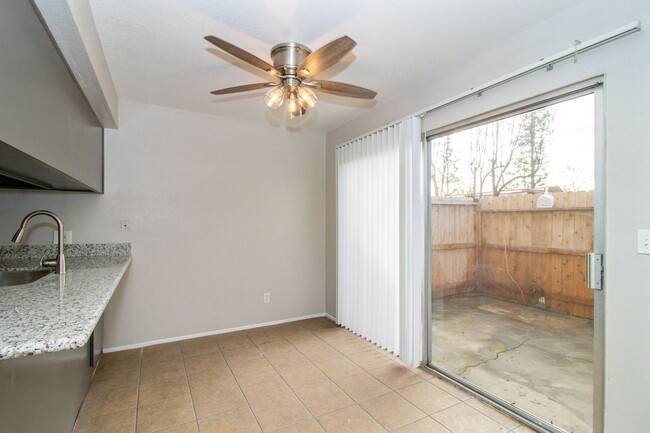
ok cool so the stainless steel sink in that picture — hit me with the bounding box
[0,269,52,287]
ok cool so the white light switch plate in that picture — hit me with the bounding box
[637,229,650,254]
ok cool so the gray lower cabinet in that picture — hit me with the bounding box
[0,319,103,433]
[90,315,104,368]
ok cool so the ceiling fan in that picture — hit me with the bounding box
[204,35,377,118]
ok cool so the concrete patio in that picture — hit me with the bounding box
[431,294,593,433]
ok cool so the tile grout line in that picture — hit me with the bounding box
[243,321,357,430]
[189,336,258,431]
[423,368,527,430]
[221,335,274,433]
[135,347,143,433]
[179,343,200,432]
[292,323,400,432]
[309,323,464,432]
[83,318,525,433]
[309,325,405,432]
[251,326,333,431]
[281,321,359,432]
[396,415,454,433]
[462,399,524,432]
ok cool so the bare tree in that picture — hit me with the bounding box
[560,165,588,191]
[485,118,526,196]
[514,107,554,190]
[430,136,460,196]
[469,125,488,199]
[477,108,555,196]
[429,107,556,198]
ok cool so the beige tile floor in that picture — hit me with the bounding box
[74,317,536,433]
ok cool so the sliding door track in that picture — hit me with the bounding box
[423,363,566,433]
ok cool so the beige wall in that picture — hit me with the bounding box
[0,100,326,349]
[326,0,650,430]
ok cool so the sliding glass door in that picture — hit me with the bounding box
[426,88,603,433]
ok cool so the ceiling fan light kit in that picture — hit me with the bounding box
[205,35,377,118]
[298,87,317,108]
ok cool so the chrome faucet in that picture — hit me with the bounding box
[12,210,66,274]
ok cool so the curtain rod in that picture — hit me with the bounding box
[336,20,641,149]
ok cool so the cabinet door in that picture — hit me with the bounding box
[0,341,93,433]
[90,314,104,368]
[0,0,103,192]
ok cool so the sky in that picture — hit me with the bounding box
[431,93,595,195]
[546,94,595,190]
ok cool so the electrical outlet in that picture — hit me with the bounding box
[120,219,131,231]
[53,230,72,244]
[263,293,271,304]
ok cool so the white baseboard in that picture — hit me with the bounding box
[104,312,332,353]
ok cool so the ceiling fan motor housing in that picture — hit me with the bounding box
[271,42,311,77]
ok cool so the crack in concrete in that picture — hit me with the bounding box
[524,340,592,363]
[458,338,530,376]
[458,332,592,377]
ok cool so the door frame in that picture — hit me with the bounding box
[423,80,605,433]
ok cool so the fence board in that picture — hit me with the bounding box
[431,191,594,319]
[431,202,477,299]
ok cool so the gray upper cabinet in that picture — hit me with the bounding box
[0,0,103,192]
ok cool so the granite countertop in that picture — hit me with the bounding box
[0,244,131,360]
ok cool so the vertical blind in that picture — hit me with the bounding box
[336,117,423,366]
[399,118,424,366]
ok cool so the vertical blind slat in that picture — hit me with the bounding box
[336,118,422,365]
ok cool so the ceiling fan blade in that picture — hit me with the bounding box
[298,36,356,78]
[210,82,276,95]
[205,36,281,76]
[311,80,377,99]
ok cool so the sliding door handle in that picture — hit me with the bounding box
[585,252,603,290]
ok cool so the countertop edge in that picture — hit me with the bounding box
[0,255,132,360]
[60,256,133,354]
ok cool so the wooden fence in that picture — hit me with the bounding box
[431,191,594,319]
[430,198,478,298]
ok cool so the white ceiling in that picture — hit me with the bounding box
[88,0,581,133]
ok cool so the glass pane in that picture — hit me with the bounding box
[429,94,595,433]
